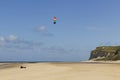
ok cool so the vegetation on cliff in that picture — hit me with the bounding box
[89,46,120,61]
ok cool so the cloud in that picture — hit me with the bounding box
[7,39,43,50]
[36,26,46,32]
[6,35,17,42]
[35,26,54,37]
[0,35,43,50]
[0,36,5,46]
[0,35,17,43]
[0,35,77,55]
[0,35,17,45]
[14,39,43,48]
[0,37,5,41]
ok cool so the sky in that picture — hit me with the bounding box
[0,0,120,61]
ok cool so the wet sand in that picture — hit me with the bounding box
[0,62,120,80]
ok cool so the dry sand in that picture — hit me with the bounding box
[0,62,120,80]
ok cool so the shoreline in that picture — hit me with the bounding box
[1,60,120,64]
[82,60,120,64]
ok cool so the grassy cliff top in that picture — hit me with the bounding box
[94,46,120,52]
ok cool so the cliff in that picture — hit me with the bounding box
[89,46,120,61]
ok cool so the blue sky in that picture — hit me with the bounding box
[0,0,120,61]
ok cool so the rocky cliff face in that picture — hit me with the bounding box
[89,46,120,61]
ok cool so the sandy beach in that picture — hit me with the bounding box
[0,62,120,80]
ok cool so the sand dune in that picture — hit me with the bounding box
[0,62,120,80]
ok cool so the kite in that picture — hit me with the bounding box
[53,16,57,24]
